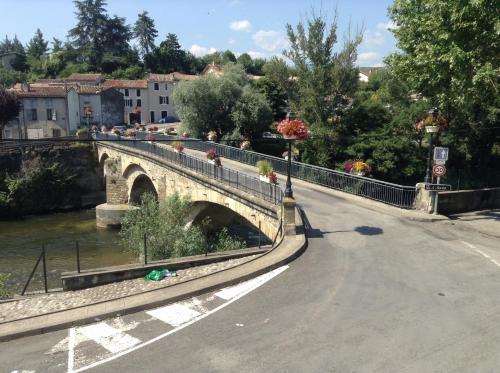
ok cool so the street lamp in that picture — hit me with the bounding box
[284,111,296,199]
[424,107,439,183]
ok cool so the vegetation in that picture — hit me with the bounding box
[0,87,21,140]
[256,160,273,176]
[0,273,12,299]
[120,192,245,261]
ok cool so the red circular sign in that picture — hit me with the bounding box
[433,164,446,177]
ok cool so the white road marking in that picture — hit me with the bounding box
[461,241,476,249]
[475,249,500,267]
[67,327,75,373]
[147,303,201,327]
[215,265,289,300]
[78,322,141,354]
[72,265,289,373]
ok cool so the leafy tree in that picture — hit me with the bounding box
[146,33,186,73]
[230,85,272,138]
[133,11,158,57]
[254,76,288,120]
[68,0,108,70]
[249,57,266,75]
[237,53,252,72]
[0,88,20,140]
[0,67,25,88]
[100,15,133,73]
[285,10,362,167]
[388,0,500,186]
[26,29,48,58]
[222,50,237,64]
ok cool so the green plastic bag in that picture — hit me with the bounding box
[145,269,164,281]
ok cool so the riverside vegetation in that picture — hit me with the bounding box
[120,192,245,261]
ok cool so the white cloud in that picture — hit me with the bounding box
[357,52,384,66]
[189,44,217,57]
[228,39,236,45]
[362,30,385,47]
[252,30,288,52]
[230,20,252,32]
[247,51,267,59]
[377,21,396,31]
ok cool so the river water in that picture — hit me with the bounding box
[0,209,135,294]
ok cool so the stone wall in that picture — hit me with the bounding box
[438,187,500,215]
[105,157,128,205]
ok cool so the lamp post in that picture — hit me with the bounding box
[424,107,439,183]
[284,138,293,198]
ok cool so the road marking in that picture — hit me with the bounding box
[72,265,289,372]
[215,265,289,300]
[475,249,500,268]
[461,241,476,249]
[147,303,201,327]
[67,327,75,373]
[78,322,141,354]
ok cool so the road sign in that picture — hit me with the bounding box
[434,159,446,165]
[434,147,449,161]
[433,164,446,177]
[425,184,451,191]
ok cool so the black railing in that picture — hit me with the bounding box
[95,132,283,205]
[132,132,416,209]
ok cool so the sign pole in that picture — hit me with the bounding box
[433,176,440,215]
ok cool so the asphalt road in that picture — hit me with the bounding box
[3,152,500,373]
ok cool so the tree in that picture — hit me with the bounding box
[254,77,288,120]
[285,10,362,167]
[387,0,500,186]
[146,33,186,73]
[237,53,252,72]
[133,11,157,57]
[0,67,25,88]
[231,85,272,138]
[0,88,21,140]
[100,15,133,73]
[26,29,48,58]
[68,0,108,70]
[51,38,63,53]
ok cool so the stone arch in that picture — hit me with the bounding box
[98,152,110,186]
[123,164,158,205]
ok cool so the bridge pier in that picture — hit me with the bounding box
[283,197,296,235]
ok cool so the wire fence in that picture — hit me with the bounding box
[128,132,417,209]
[95,132,283,205]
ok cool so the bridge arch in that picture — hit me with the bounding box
[123,164,158,205]
[98,152,110,186]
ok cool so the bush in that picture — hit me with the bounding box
[256,160,273,175]
[0,273,11,299]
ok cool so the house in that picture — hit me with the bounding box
[201,63,225,77]
[65,73,104,86]
[358,67,385,82]
[146,72,198,123]
[102,79,148,125]
[3,85,70,139]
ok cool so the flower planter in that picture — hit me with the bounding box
[208,159,216,165]
[259,175,271,183]
[425,125,439,133]
[174,149,183,154]
[282,134,297,140]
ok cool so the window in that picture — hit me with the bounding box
[4,130,11,139]
[27,108,37,121]
[124,89,129,97]
[165,84,168,91]
[150,111,155,123]
[46,108,53,121]
[125,99,133,107]
[136,89,141,97]
[154,83,159,91]
[161,111,167,119]
[159,96,169,105]
[52,129,61,137]
[136,99,142,107]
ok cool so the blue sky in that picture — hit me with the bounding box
[1,0,396,66]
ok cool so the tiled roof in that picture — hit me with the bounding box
[66,73,103,81]
[75,85,112,94]
[13,86,67,98]
[103,79,148,89]
[201,63,224,76]
[147,72,198,82]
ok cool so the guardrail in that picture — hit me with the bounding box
[130,132,416,209]
[95,132,283,205]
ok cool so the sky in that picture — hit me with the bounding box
[0,0,397,67]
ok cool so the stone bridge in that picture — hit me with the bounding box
[95,142,287,240]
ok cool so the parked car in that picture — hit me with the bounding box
[262,132,274,138]
[158,116,177,124]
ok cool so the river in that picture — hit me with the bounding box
[0,209,135,294]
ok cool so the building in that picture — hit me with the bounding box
[3,83,124,139]
[102,79,148,125]
[358,67,385,82]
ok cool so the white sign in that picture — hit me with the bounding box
[434,159,446,165]
[434,147,449,161]
[433,164,447,177]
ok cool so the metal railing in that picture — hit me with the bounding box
[131,132,416,209]
[95,132,283,205]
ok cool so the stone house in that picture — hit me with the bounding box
[103,79,148,125]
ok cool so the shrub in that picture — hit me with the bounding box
[256,160,273,175]
[171,141,184,153]
[0,273,12,299]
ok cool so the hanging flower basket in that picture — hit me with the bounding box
[277,117,309,140]
[207,130,218,142]
[415,113,447,133]
[240,140,251,150]
[171,141,184,154]
[206,148,221,166]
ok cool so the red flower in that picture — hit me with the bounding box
[277,118,309,140]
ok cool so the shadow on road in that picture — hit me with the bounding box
[297,206,350,238]
[354,226,384,236]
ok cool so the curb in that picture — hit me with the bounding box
[0,208,306,342]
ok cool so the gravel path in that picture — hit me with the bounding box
[0,255,259,323]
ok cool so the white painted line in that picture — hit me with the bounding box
[78,322,141,354]
[461,241,476,249]
[147,303,201,327]
[73,265,289,372]
[67,327,75,373]
[215,265,289,300]
[475,249,500,268]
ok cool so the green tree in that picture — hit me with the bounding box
[100,15,133,73]
[285,10,362,167]
[254,76,288,120]
[0,67,25,88]
[26,29,48,58]
[146,33,186,73]
[0,88,20,140]
[231,85,273,138]
[133,11,158,57]
[68,0,108,70]
[51,38,63,53]
[237,53,252,72]
[388,0,500,186]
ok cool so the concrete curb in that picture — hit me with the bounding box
[0,208,306,342]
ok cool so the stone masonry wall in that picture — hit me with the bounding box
[105,157,128,205]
